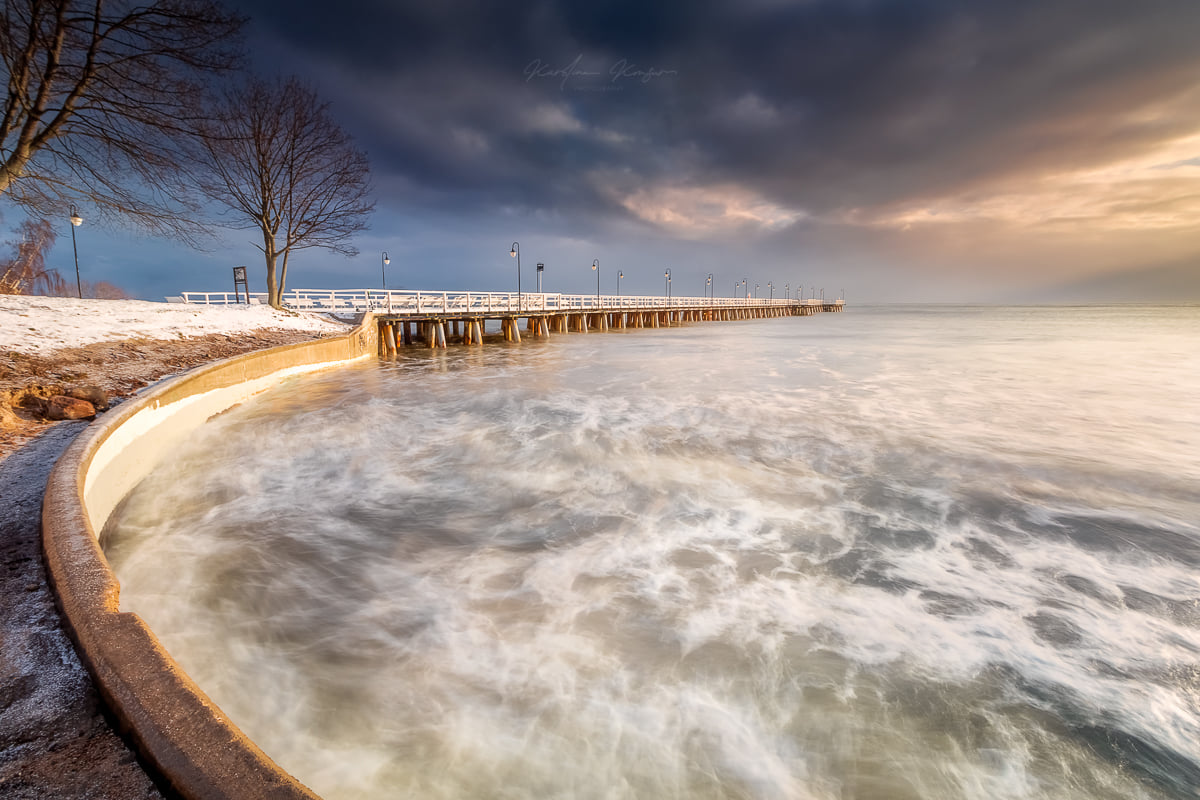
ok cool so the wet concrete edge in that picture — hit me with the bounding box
[0,422,162,799]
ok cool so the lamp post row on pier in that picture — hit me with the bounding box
[501,243,827,305]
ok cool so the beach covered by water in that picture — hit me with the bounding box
[106,305,1200,799]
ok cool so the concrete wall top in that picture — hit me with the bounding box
[42,314,379,800]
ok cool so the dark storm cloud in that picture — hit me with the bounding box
[655,0,1200,216]
[236,0,674,222]
[25,0,1196,301]
[237,0,1200,227]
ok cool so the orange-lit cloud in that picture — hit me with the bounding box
[614,183,806,235]
[862,130,1200,233]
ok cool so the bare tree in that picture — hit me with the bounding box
[190,77,373,308]
[0,216,66,294]
[81,278,129,298]
[0,0,243,236]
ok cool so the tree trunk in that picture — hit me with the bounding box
[264,241,280,309]
[279,249,290,307]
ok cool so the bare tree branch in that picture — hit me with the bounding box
[0,0,244,240]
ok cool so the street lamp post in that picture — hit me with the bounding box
[754,283,760,299]
[768,282,774,302]
[591,259,600,307]
[706,273,713,304]
[617,270,623,296]
[509,242,521,311]
[69,208,83,299]
[381,251,390,289]
[664,269,671,300]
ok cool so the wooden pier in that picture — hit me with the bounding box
[174,289,845,351]
[358,291,844,352]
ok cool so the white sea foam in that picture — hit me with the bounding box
[106,305,1200,799]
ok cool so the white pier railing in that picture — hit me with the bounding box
[174,289,842,314]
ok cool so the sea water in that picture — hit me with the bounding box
[105,305,1200,799]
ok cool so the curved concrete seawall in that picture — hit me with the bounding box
[41,315,379,800]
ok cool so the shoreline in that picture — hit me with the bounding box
[0,322,343,798]
[1,328,345,461]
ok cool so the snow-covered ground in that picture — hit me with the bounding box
[0,295,349,356]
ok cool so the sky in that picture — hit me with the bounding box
[16,0,1200,302]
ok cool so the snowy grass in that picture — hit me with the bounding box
[0,295,349,356]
